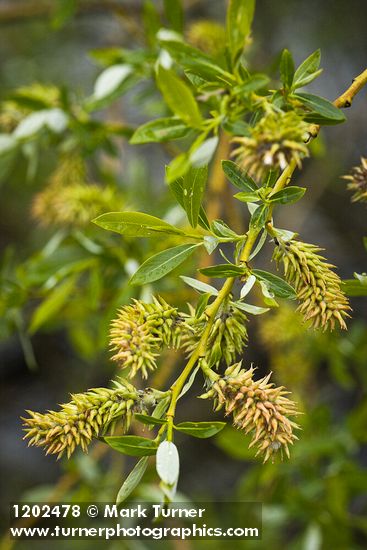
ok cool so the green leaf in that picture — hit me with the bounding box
[130,243,201,285]
[180,276,218,295]
[158,39,235,85]
[268,186,306,205]
[199,264,246,278]
[104,435,158,457]
[130,117,190,144]
[14,109,68,139]
[182,166,208,227]
[294,92,346,124]
[211,220,239,239]
[234,191,260,203]
[156,441,180,486]
[233,301,269,315]
[222,119,251,136]
[175,421,226,438]
[152,395,171,420]
[190,136,218,167]
[253,269,297,299]
[134,414,167,426]
[116,457,149,504]
[166,153,190,183]
[226,0,256,64]
[280,49,295,90]
[235,74,270,94]
[178,365,201,398]
[29,276,77,334]
[93,211,186,238]
[169,174,210,230]
[250,204,269,230]
[163,0,183,33]
[342,280,367,297]
[93,64,133,101]
[293,49,321,89]
[203,236,219,254]
[156,66,202,128]
[222,160,258,192]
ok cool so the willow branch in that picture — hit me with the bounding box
[307,68,367,140]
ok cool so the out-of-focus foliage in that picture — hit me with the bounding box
[0,0,367,548]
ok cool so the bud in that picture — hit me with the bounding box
[22,378,139,459]
[200,362,300,462]
[232,111,309,181]
[273,238,351,330]
[342,157,367,203]
[110,297,182,378]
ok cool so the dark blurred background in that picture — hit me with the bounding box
[1,1,367,549]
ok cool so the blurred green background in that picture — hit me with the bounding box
[0,1,367,549]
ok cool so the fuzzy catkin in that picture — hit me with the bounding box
[273,238,351,330]
[342,157,367,203]
[200,362,300,462]
[182,302,248,368]
[110,297,182,378]
[231,111,309,181]
[22,378,139,459]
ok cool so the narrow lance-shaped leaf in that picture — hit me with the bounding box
[294,92,346,124]
[182,166,208,228]
[130,117,190,144]
[293,49,321,89]
[130,243,202,285]
[163,0,183,33]
[199,264,246,278]
[222,160,258,191]
[158,38,235,85]
[116,457,149,504]
[268,186,306,205]
[280,49,295,90]
[253,269,297,299]
[29,275,77,334]
[105,435,158,457]
[226,0,256,64]
[250,204,269,230]
[169,175,210,230]
[174,421,226,438]
[93,211,188,238]
[156,66,202,129]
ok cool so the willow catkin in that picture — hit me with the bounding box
[200,362,300,462]
[22,378,139,459]
[273,238,351,330]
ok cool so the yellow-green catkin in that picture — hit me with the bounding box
[342,157,367,203]
[32,154,121,227]
[200,362,300,462]
[182,301,248,369]
[232,111,309,181]
[22,378,139,459]
[110,297,182,378]
[186,20,226,56]
[273,238,351,330]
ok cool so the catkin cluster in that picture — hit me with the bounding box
[200,362,300,462]
[342,157,367,203]
[22,378,140,459]
[110,297,182,378]
[183,301,248,368]
[273,238,351,330]
[32,155,121,227]
[232,111,309,180]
